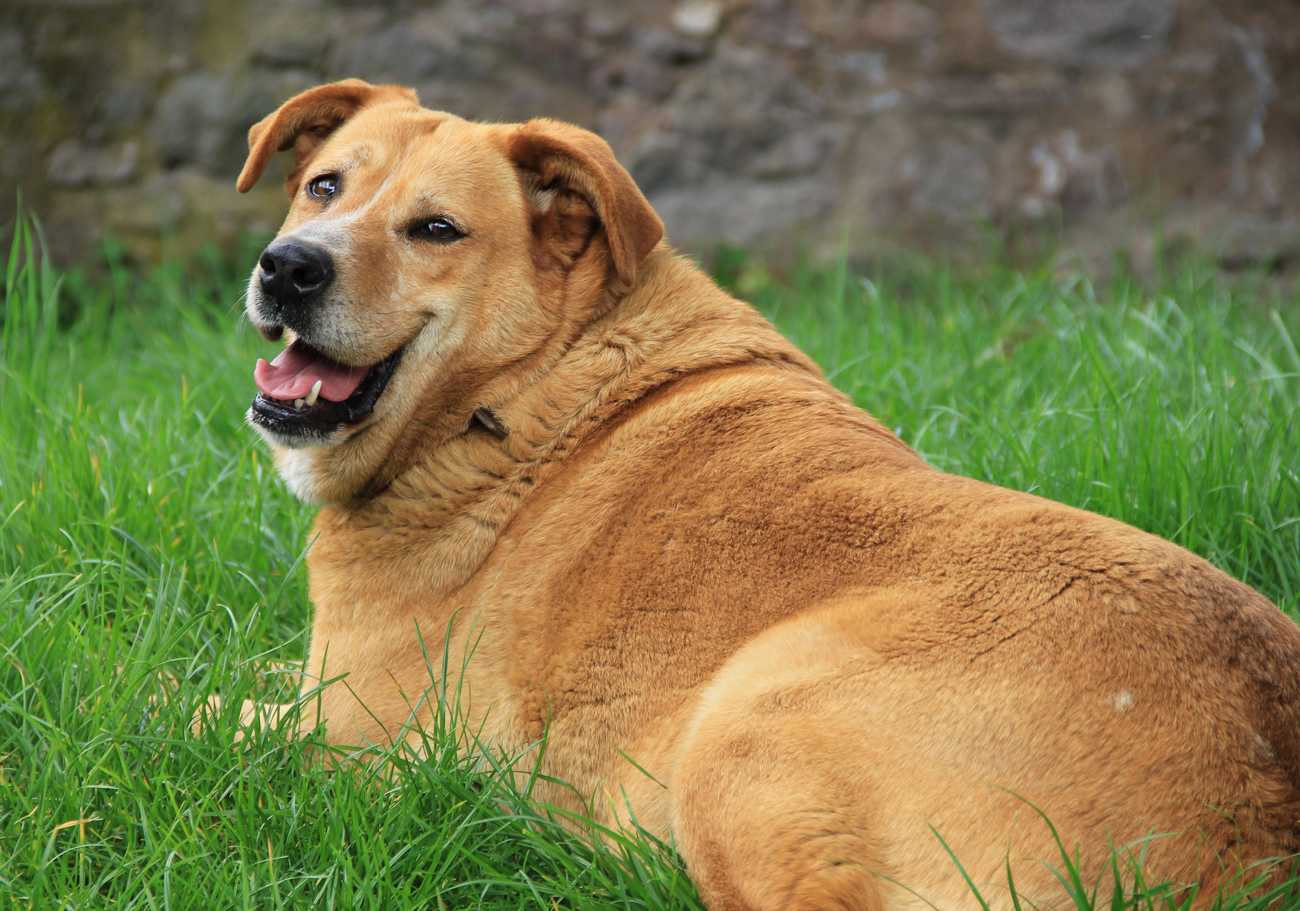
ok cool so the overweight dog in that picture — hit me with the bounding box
[231,79,1300,910]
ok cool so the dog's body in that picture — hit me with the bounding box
[231,81,1300,910]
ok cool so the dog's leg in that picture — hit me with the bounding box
[190,695,301,741]
[671,713,893,911]
[662,590,1022,911]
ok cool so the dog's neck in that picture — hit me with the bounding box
[312,250,821,594]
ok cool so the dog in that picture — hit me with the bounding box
[227,79,1300,910]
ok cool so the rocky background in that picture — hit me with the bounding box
[2,0,1298,273]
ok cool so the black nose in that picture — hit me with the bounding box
[257,241,335,312]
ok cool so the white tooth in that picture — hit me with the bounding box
[294,399,305,409]
[306,380,322,407]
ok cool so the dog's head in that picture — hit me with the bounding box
[237,80,663,503]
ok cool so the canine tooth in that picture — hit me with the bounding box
[306,380,322,407]
[294,398,305,409]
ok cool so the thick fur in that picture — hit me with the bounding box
[232,80,1300,910]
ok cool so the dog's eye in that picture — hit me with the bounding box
[307,175,339,199]
[410,218,463,243]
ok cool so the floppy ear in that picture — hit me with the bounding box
[236,79,419,196]
[508,119,664,288]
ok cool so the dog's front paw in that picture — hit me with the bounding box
[190,694,225,737]
[191,695,291,742]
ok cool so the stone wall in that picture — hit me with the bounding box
[3,0,1298,272]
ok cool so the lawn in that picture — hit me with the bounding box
[2,216,1299,910]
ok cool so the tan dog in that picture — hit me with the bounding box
[231,79,1300,910]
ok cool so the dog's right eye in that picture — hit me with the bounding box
[409,217,464,243]
[307,175,339,199]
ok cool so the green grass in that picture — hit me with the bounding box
[1,216,1298,910]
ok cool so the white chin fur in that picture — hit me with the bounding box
[275,448,327,505]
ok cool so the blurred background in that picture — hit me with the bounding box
[1,0,1296,275]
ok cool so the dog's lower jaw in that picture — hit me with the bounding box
[249,413,339,450]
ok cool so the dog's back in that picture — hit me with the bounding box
[472,291,1300,907]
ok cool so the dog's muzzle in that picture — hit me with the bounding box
[256,240,335,324]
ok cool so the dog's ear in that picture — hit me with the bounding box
[509,120,664,288]
[236,79,418,196]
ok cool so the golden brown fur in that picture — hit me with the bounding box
[225,80,1300,910]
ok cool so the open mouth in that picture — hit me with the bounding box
[250,338,404,438]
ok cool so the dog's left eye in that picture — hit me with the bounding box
[410,218,464,242]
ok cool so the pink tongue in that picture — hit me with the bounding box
[254,343,371,402]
